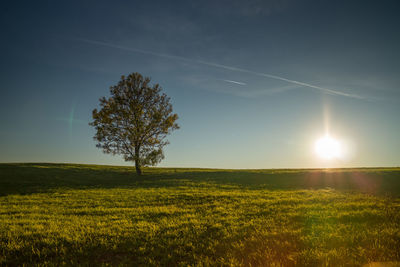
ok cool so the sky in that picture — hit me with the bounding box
[0,0,399,168]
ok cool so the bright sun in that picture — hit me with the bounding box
[315,136,342,160]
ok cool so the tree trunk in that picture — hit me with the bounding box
[135,162,142,175]
[135,146,142,175]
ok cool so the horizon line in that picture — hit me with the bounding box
[1,161,398,170]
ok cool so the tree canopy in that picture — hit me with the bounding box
[89,73,179,175]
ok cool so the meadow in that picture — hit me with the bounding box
[0,163,399,266]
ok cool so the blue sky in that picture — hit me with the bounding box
[0,0,399,168]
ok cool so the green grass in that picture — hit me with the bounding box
[0,163,400,266]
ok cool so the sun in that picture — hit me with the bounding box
[315,135,342,160]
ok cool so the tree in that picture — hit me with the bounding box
[89,72,179,175]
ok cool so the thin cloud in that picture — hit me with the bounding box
[264,84,301,94]
[198,60,366,100]
[76,38,367,100]
[217,84,302,98]
[221,79,247,85]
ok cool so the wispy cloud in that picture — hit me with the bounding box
[76,38,367,100]
[263,84,301,94]
[197,60,366,100]
[216,84,302,98]
[192,0,292,17]
[221,79,247,85]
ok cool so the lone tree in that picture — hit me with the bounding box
[89,72,179,175]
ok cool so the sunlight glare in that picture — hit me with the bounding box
[315,136,342,160]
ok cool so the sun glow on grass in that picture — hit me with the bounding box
[315,135,342,160]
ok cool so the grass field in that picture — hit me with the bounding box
[0,163,400,266]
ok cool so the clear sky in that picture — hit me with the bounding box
[1,0,399,168]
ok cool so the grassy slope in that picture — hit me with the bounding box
[0,163,399,266]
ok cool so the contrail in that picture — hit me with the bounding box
[76,38,366,100]
[198,61,365,99]
[221,79,247,85]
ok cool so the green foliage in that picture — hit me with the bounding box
[1,164,400,266]
[90,73,179,174]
